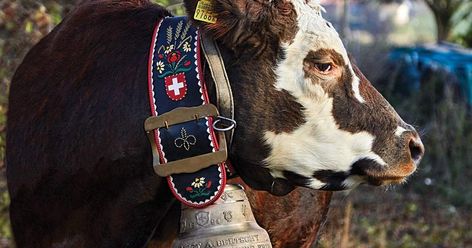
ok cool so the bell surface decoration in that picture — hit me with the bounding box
[172,184,273,248]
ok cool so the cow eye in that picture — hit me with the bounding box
[314,63,332,73]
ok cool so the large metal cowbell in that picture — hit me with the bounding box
[172,184,273,248]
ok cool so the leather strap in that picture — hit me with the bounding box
[201,34,235,146]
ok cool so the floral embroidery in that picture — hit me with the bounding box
[167,51,181,63]
[156,20,193,78]
[174,128,196,151]
[186,177,212,199]
[192,177,205,188]
[183,41,191,52]
[156,61,165,74]
[164,44,174,54]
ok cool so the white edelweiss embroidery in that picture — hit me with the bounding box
[164,44,174,54]
[156,61,165,74]
[183,42,191,52]
[191,177,206,188]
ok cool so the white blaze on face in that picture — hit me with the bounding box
[352,76,365,103]
[275,0,364,102]
[264,0,382,188]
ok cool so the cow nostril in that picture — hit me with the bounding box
[409,137,424,162]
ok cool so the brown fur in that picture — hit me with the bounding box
[6,0,327,247]
[7,1,174,247]
[184,0,298,56]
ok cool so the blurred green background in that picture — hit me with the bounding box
[1,0,471,247]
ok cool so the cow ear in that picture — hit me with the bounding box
[183,0,297,54]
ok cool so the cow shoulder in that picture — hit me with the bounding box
[7,1,174,247]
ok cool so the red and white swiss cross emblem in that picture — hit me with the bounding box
[164,73,187,101]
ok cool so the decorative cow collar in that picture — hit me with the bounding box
[145,16,232,208]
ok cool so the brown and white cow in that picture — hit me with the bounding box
[6,0,424,247]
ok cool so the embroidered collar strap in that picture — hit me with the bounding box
[145,16,227,208]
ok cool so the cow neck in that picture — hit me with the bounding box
[204,38,303,196]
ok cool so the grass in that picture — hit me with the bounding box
[0,80,10,247]
[319,188,472,248]
[380,62,472,208]
[0,87,10,246]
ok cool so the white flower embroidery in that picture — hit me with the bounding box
[156,61,165,74]
[191,177,205,188]
[183,42,191,52]
[164,45,174,54]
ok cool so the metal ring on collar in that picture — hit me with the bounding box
[213,116,237,132]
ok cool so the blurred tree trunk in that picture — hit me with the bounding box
[423,0,462,42]
[340,0,350,39]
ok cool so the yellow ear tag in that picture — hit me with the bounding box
[194,0,217,24]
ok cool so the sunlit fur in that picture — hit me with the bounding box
[395,126,407,137]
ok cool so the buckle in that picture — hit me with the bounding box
[144,104,228,177]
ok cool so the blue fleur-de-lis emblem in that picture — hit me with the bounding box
[174,128,196,151]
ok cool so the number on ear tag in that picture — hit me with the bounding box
[194,0,217,24]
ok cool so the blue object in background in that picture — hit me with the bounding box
[389,43,472,105]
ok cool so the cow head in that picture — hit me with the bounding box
[184,0,424,195]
